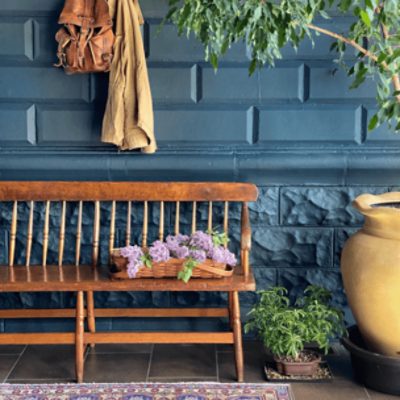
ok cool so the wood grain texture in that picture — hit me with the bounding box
[84,332,234,344]
[232,291,244,382]
[58,201,66,267]
[9,201,18,267]
[92,201,100,266]
[241,202,251,276]
[75,291,84,383]
[159,201,165,241]
[0,308,229,319]
[42,201,50,267]
[126,201,132,246]
[75,201,83,266]
[0,265,256,292]
[26,201,34,267]
[0,182,258,201]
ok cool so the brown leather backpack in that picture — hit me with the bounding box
[55,0,115,74]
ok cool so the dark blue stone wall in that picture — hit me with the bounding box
[0,0,398,332]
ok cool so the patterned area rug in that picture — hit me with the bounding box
[0,382,293,400]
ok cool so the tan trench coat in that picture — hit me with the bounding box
[102,0,156,153]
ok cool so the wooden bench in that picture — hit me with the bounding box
[0,181,258,382]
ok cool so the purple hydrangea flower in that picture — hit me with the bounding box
[189,249,207,263]
[120,245,144,278]
[120,245,144,260]
[209,246,237,266]
[149,240,170,263]
[127,258,143,278]
[189,231,213,252]
[166,234,190,252]
[175,245,190,259]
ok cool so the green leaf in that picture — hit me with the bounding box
[210,53,219,70]
[249,59,258,76]
[368,114,379,130]
[359,10,371,28]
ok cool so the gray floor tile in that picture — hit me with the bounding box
[0,355,21,382]
[83,353,150,383]
[218,350,265,383]
[0,346,25,355]
[147,377,218,383]
[6,379,73,384]
[89,344,153,354]
[292,379,369,400]
[366,388,400,399]
[7,345,75,380]
[149,344,217,379]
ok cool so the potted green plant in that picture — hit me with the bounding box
[245,285,345,376]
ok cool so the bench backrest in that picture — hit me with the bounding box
[0,182,258,275]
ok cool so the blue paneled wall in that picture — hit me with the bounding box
[0,0,398,331]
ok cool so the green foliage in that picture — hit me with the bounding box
[244,286,345,360]
[166,0,400,132]
[177,257,199,283]
[209,230,229,247]
[141,253,153,269]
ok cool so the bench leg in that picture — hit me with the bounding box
[232,291,244,382]
[86,291,96,348]
[228,292,233,329]
[75,291,85,383]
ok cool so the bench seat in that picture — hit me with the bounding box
[0,265,256,292]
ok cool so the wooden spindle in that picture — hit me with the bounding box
[126,201,131,246]
[175,201,180,235]
[109,201,116,254]
[9,201,18,268]
[142,201,148,247]
[75,201,83,266]
[42,201,50,267]
[192,201,197,234]
[241,202,251,277]
[58,201,66,267]
[159,201,165,241]
[26,201,34,267]
[92,201,100,266]
[224,201,229,248]
[208,201,213,232]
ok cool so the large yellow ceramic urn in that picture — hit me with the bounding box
[341,192,400,357]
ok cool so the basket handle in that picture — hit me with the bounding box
[195,263,234,277]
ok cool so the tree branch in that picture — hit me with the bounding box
[307,23,400,103]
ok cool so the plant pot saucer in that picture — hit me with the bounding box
[264,361,333,383]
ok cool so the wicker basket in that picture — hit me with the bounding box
[109,248,234,280]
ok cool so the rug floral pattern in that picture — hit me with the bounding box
[0,383,293,400]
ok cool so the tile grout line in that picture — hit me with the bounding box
[215,345,220,382]
[145,344,154,382]
[2,345,27,383]
[363,387,372,400]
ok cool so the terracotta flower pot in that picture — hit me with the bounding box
[274,352,321,376]
[341,192,400,357]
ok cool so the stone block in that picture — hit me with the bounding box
[259,107,357,142]
[310,67,375,100]
[155,109,248,144]
[0,67,92,101]
[334,228,358,268]
[148,23,246,62]
[177,187,278,229]
[0,104,35,145]
[202,67,259,102]
[281,186,390,226]
[150,67,192,103]
[37,106,103,145]
[231,227,333,267]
